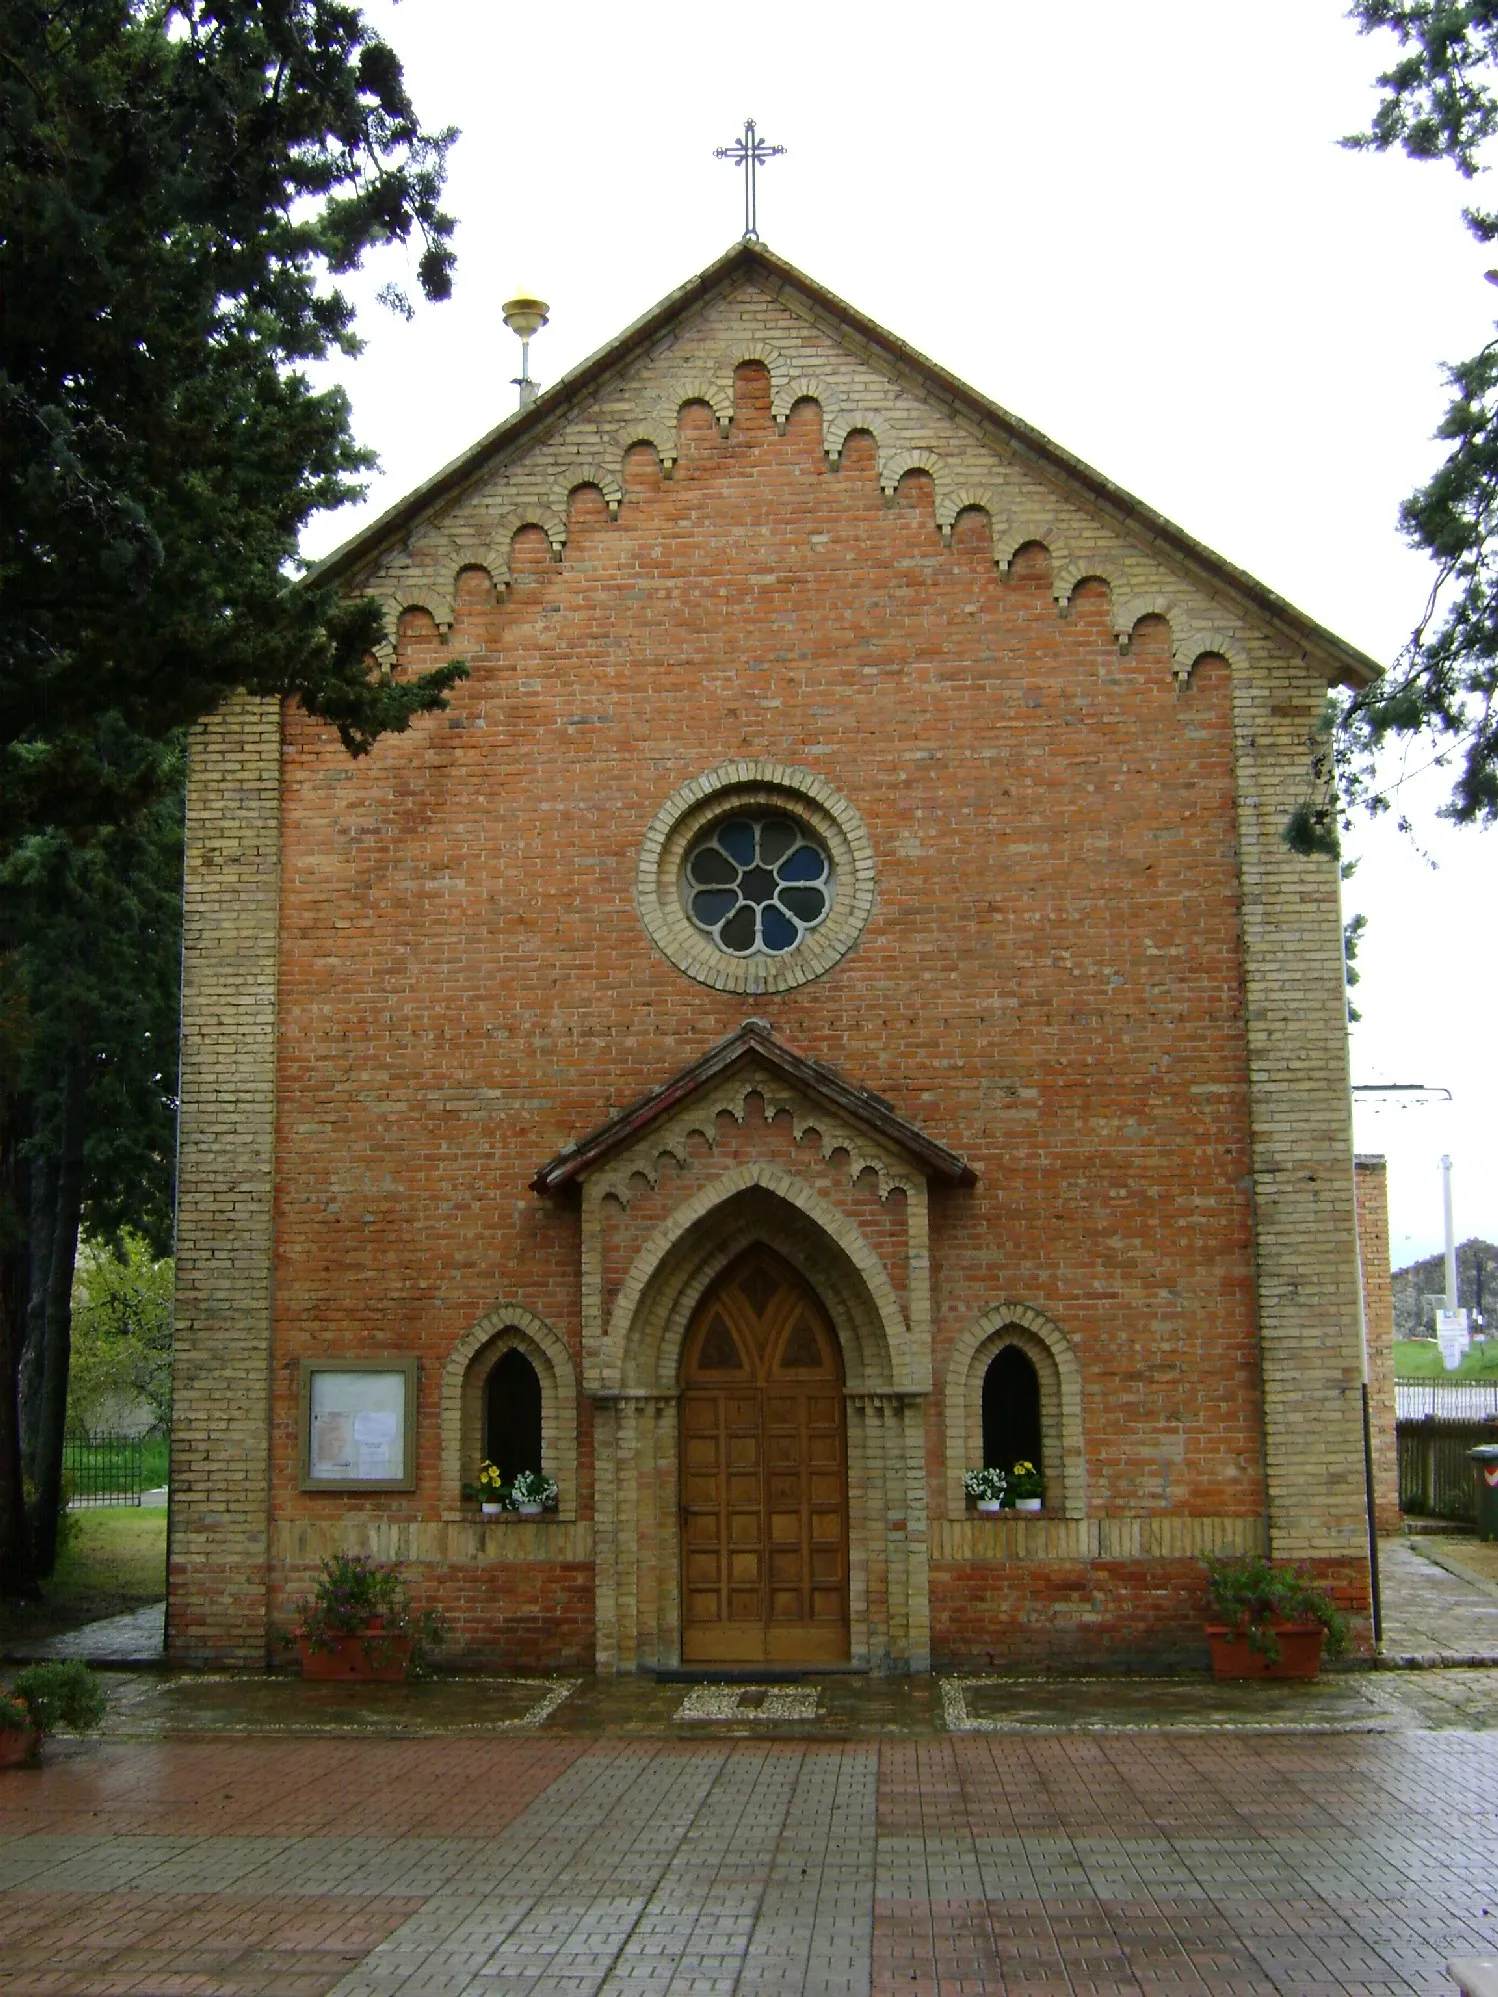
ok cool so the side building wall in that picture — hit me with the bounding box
[1231,670,1372,1633]
[1355,1154,1401,1537]
[168,693,282,1666]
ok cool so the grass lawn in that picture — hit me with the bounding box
[1394,1339,1498,1379]
[0,1504,166,1649]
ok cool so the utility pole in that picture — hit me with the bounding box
[1435,1155,1470,1369]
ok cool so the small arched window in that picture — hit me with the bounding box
[982,1345,1042,1477]
[485,1348,543,1483]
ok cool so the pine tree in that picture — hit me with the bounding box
[0,1,466,1594]
[1320,2,1498,843]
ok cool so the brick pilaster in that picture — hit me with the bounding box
[167,693,282,1665]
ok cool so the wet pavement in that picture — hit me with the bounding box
[3,1541,1497,1994]
[1378,1538,1498,1665]
[7,1600,166,1664]
[3,1722,1496,1994]
[70,1658,1498,1742]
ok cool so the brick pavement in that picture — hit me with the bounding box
[1378,1540,1498,1664]
[3,1718,1497,1996]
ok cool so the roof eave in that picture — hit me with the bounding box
[531,1021,976,1195]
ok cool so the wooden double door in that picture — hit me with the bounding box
[680,1249,850,1664]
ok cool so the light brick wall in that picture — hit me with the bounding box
[1231,671,1370,1598]
[1356,1155,1401,1536]
[168,693,282,1665]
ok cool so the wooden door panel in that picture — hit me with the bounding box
[681,1250,848,1665]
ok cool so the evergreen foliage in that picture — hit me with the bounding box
[1315,2,1498,845]
[0,0,466,845]
[0,0,465,1596]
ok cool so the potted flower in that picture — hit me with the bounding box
[1,1662,107,1768]
[1008,1461,1044,1512]
[476,1460,507,1516]
[508,1469,558,1518]
[1203,1555,1349,1680]
[964,1467,1008,1516]
[286,1552,446,1682]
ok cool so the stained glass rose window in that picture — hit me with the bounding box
[682,814,832,956]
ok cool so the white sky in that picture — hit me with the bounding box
[302,0,1496,1271]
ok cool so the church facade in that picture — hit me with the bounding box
[168,244,1383,1673]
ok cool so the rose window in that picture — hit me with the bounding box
[682,815,832,955]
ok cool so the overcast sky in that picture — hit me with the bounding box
[302,0,1495,1275]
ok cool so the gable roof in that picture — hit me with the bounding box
[530,1019,977,1195]
[310,240,1380,691]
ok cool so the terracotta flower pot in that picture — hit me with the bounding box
[296,1625,413,1682]
[0,1727,40,1769]
[1205,1622,1326,1680]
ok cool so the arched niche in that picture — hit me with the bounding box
[440,1303,577,1519]
[945,1302,1085,1520]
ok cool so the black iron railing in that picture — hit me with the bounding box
[63,1427,144,1507]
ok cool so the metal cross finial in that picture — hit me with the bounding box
[714,119,785,243]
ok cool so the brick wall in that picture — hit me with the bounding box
[1356,1155,1401,1536]
[172,268,1372,1666]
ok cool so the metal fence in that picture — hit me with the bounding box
[1396,1419,1493,1522]
[1395,1378,1498,1422]
[63,1427,144,1507]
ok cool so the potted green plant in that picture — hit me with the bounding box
[1203,1555,1349,1679]
[508,1469,558,1518]
[964,1467,1008,1516]
[1008,1460,1044,1512]
[1,1662,108,1768]
[286,1553,446,1681]
[475,1459,506,1516]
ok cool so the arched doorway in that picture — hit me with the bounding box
[680,1248,850,1664]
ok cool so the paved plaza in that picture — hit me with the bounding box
[2,1539,1496,1996]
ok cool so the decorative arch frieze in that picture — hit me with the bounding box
[991,512,1071,578]
[1112,589,1179,643]
[1051,562,1114,613]
[935,486,999,537]
[439,1301,578,1519]
[345,291,1292,722]
[481,506,568,586]
[587,1066,920,1213]
[821,410,885,466]
[616,421,678,475]
[1172,628,1250,685]
[879,445,945,496]
[771,376,830,431]
[554,462,624,520]
[944,1301,1085,1522]
[670,377,735,434]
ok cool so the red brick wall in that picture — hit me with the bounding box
[270,1560,594,1671]
[933,1555,1371,1671]
[270,362,1265,1662]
